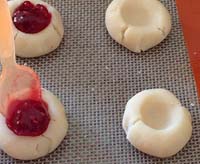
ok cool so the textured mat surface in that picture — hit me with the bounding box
[1,0,199,163]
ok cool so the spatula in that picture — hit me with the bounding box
[0,0,42,116]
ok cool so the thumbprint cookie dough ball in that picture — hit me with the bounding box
[8,0,64,57]
[0,89,68,160]
[123,89,192,158]
[105,0,172,53]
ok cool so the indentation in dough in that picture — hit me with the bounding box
[140,96,178,130]
[121,2,151,26]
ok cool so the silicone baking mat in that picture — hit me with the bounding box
[1,0,199,163]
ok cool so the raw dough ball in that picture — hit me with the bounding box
[105,0,172,53]
[0,89,68,160]
[8,0,64,58]
[123,89,192,158]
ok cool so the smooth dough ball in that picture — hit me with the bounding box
[105,0,172,53]
[123,89,192,158]
[8,0,64,58]
[0,89,68,160]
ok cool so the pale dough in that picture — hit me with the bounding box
[105,0,172,53]
[8,0,64,58]
[0,89,68,160]
[123,89,192,158]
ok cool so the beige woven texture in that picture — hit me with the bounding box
[1,0,199,163]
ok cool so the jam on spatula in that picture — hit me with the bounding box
[13,1,52,34]
[0,0,50,136]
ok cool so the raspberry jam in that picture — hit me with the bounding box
[12,1,52,34]
[6,99,50,136]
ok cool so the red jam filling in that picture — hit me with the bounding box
[12,1,52,34]
[6,99,50,136]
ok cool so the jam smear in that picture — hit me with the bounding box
[13,1,52,34]
[6,99,50,136]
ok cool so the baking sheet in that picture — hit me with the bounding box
[1,0,199,163]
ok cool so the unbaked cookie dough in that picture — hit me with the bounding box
[105,0,172,53]
[0,89,68,160]
[123,89,192,158]
[8,0,64,58]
